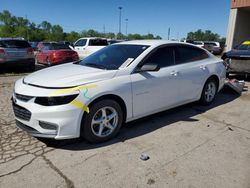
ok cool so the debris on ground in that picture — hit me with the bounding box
[225,79,246,94]
[140,153,150,161]
[228,127,234,131]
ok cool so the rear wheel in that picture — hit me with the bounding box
[81,99,123,143]
[200,78,218,105]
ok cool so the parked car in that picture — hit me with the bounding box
[204,41,222,55]
[73,37,108,59]
[29,41,39,50]
[35,42,79,66]
[193,41,205,48]
[12,40,226,143]
[0,38,35,71]
[222,40,250,77]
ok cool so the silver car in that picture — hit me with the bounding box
[0,38,35,71]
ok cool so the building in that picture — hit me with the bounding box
[225,0,250,51]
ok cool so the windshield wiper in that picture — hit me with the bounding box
[84,63,107,69]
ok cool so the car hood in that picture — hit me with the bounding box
[23,63,117,88]
[225,50,250,59]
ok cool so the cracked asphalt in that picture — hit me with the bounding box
[0,74,250,188]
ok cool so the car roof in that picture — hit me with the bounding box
[115,40,192,47]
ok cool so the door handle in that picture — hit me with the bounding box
[170,71,179,76]
[200,65,206,70]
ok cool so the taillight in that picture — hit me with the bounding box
[52,52,59,57]
[0,48,5,55]
[222,59,230,68]
[27,48,33,55]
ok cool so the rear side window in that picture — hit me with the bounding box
[51,43,71,50]
[0,40,30,48]
[42,45,50,51]
[74,39,87,47]
[175,46,208,64]
[89,39,108,46]
[143,46,174,68]
[204,42,216,46]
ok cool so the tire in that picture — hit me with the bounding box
[47,57,52,66]
[81,99,123,143]
[28,63,35,72]
[200,78,218,106]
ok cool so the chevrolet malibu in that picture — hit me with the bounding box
[12,40,226,143]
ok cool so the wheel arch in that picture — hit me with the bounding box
[206,74,220,91]
[83,94,127,124]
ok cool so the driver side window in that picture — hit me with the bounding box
[143,46,174,68]
[74,39,87,47]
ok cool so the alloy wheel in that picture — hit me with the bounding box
[91,106,118,138]
[204,82,216,103]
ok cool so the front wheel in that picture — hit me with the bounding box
[200,78,218,105]
[81,99,123,143]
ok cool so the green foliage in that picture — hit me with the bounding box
[0,10,162,43]
[187,29,223,42]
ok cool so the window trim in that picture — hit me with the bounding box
[132,43,209,74]
[74,39,87,47]
[173,44,209,65]
[133,44,176,73]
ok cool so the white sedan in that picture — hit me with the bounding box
[12,40,226,143]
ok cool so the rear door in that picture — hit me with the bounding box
[173,45,210,102]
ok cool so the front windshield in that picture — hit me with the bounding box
[79,44,149,70]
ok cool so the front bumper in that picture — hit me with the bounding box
[12,79,89,139]
[12,96,84,139]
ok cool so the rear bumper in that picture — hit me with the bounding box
[227,59,250,74]
[52,58,78,65]
[0,58,35,66]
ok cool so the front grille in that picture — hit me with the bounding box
[15,93,33,102]
[12,103,31,121]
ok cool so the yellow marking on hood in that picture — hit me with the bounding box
[49,84,97,97]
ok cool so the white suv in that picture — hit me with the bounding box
[73,37,108,59]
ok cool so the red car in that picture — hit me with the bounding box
[36,42,79,66]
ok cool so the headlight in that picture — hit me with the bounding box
[35,94,78,106]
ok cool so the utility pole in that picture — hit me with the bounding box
[125,19,128,36]
[118,6,122,38]
[168,27,170,40]
[25,15,29,41]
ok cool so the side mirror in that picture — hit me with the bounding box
[139,63,160,72]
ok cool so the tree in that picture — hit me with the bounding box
[187,29,221,41]
[39,21,52,33]
[65,31,80,43]
[0,10,163,42]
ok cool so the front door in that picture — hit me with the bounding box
[131,46,180,118]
